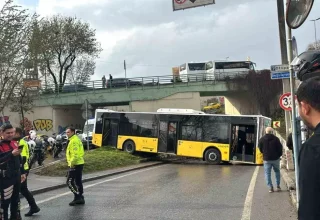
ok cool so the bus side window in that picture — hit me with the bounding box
[95,118,103,134]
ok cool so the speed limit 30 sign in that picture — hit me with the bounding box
[279,92,296,111]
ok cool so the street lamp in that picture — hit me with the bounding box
[310,17,320,49]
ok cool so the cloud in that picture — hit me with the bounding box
[31,0,320,80]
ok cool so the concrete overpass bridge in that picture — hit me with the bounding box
[35,73,254,111]
[5,73,260,135]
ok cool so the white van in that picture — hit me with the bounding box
[82,109,116,147]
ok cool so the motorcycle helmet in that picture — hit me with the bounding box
[29,130,37,140]
[291,50,320,81]
[56,134,62,141]
[48,137,56,145]
[27,140,36,149]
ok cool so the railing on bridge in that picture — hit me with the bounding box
[32,71,250,95]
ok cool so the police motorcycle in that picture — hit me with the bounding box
[40,134,56,154]
[25,131,46,169]
[53,133,68,158]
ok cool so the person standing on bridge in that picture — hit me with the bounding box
[65,127,85,206]
[14,127,40,217]
[102,75,106,88]
[258,127,283,193]
[295,76,320,220]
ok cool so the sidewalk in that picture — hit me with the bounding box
[27,161,164,195]
[281,167,298,210]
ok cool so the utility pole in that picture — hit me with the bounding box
[277,0,291,136]
[124,60,127,79]
[311,18,320,49]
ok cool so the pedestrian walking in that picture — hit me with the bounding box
[0,124,26,220]
[102,75,106,88]
[65,127,85,206]
[258,127,283,193]
[295,76,320,220]
[14,127,40,217]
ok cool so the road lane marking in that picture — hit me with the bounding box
[21,164,166,210]
[241,166,260,220]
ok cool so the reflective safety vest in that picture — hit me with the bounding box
[66,135,84,167]
[19,139,29,170]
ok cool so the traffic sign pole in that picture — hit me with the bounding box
[86,99,89,151]
[287,27,300,207]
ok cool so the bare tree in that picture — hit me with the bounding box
[0,0,37,120]
[306,40,320,51]
[30,15,102,92]
[10,87,35,131]
[66,57,96,84]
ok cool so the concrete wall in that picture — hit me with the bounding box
[53,107,85,134]
[2,106,84,135]
[130,92,201,112]
[224,93,258,115]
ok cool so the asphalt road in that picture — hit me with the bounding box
[21,163,297,220]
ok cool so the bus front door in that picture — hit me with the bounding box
[158,121,178,154]
[167,121,178,154]
[110,120,119,147]
[230,124,255,163]
[102,119,110,146]
[102,119,119,147]
[158,121,168,153]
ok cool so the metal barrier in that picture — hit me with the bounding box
[275,130,294,170]
[32,71,250,95]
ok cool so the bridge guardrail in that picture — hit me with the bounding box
[13,71,251,96]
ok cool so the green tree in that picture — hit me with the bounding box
[0,0,36,118]
[30,15,102,91]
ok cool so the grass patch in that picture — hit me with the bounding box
[36,147,142,177]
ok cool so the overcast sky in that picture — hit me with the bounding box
[8,0,320,80]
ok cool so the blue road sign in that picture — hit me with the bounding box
[271,72,290,79]
[271,72,296,79]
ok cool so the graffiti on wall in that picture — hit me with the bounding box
[20,117,33,132]
[0,116,10,126]
[33,119,53,131]
[58,124,82,134]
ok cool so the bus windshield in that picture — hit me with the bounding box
[188,63,206,71]
[215,61,255,70]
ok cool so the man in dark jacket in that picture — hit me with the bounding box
[0,124,26,220]
[258,127,283,193]
[296,76,320,220]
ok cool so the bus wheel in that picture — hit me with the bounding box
[204,148,221,164]
[123,140,135,154]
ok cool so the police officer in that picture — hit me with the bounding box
[14,128,40,217]
[291,50,320,220]
[65,127,85,206]
[0,126,3,140]
[0,124,26,220]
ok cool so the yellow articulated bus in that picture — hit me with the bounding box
[92,110,271,165]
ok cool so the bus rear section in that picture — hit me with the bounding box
[95,112,269,165]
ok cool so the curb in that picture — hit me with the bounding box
[280,169,296,190]
[280,169,298,210]
[29,161,165,196]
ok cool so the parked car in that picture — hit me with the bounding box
[62,84,88,93]
[106,78,142,88]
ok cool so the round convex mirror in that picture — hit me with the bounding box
[286,0,314,29]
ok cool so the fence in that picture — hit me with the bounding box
[275,130,294,170]
[33,71,250,95]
